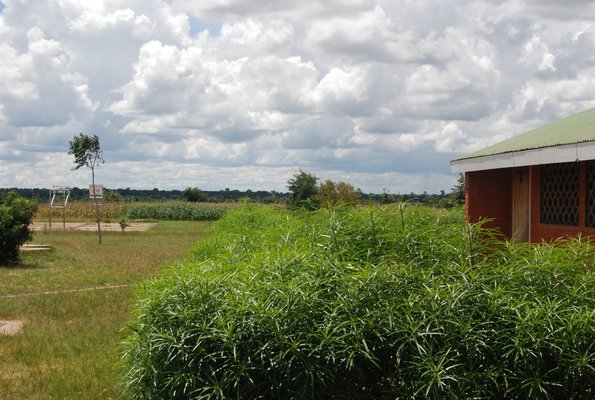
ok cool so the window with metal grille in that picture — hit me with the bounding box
[540,162,579,226]
[586,161,595,227]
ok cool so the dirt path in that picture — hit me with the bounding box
[29,221,155,232]
[0,284,133,299]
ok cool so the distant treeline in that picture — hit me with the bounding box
[0,187,453,206]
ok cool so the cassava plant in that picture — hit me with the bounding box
[122,205,594,399]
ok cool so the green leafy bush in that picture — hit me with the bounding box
[183,187,208,202]
[0,191,37,263]
[315,179,360,208]
[122,205,594,399]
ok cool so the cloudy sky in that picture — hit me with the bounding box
[1,0,595,194]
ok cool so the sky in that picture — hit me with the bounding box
[1,0,595,194]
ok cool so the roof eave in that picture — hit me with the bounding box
[450,141,595,173]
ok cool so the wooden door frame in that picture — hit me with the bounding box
[512,166,531,242]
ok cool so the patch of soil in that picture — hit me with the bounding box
[20,244,52,252]
[0,320,24,336]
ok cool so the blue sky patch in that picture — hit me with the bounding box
[188,15,222,37]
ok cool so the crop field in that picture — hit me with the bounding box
[33,200,237,222]
[0,220,213,399]
[124,204,594,399]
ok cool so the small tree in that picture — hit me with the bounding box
[183,187,207,202]
[442,173,465,208]
[68,133,104,244]
[105,190,123,203]
[287,170,319,210]
[452,173,465,204]
[0,191,37,264]
[315,179,360,208]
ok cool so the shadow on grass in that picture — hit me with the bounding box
[0,250,54,270]
[1,261,47,270]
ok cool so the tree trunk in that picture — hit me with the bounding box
[92,168,102,244]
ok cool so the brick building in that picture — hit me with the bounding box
[450,107,595,243]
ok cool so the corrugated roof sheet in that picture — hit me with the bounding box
[454,107,595,161]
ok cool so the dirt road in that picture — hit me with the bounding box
[29,221,155,232]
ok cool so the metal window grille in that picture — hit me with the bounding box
[540,162,579,226]
[586,161,595,227]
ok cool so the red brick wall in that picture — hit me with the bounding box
[530,162,595,242]
[465,168,512,237]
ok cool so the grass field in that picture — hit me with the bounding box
[0,221,213,399]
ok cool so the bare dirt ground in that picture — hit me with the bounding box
[0,320,24,336]
[29,221,155,232]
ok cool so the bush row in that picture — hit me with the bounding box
[122,205,594,399]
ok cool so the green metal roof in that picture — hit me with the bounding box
[454,107,595,161]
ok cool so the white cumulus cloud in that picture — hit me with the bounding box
[2,0,595,194]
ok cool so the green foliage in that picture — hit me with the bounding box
[122,205,594,399]
[0,191,37,263]
[287,170,319,209]
[104,190,123,203]
[315,179,360,208]
[124,202,228,221]
[443,173,465,208]
[68,133,104,171]
[119,219,130,231]
[183,187,208,202]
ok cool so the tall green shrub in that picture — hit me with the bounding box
[122,205,594,399]
[183,187,208,202]
[287,170,319,210]
[0,191,37,263]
